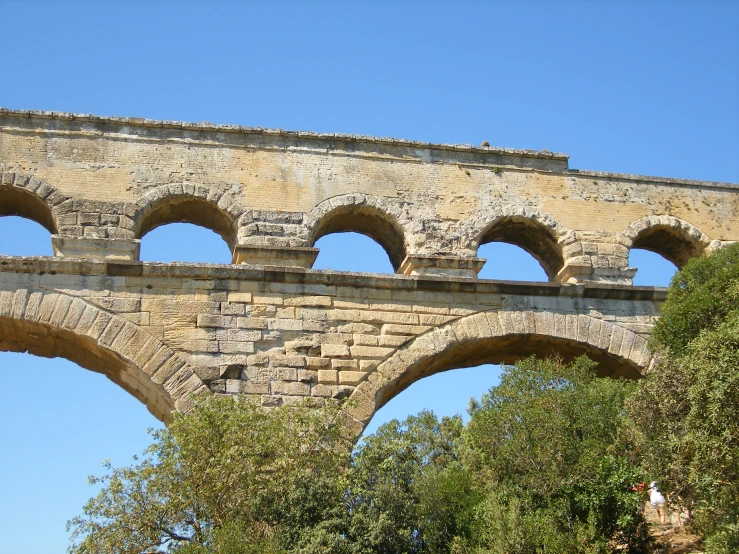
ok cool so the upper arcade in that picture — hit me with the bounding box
[1,107,737,285]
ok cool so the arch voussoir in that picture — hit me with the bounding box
[343,309,654,437]
[0,287,205,422]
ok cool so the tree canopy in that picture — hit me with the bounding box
[627,243,739,553]
[69,356,648,554]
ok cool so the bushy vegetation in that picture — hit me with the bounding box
[69,357,647,553]
[69,244,739,553]
[627,243,739,553]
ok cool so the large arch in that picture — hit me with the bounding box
[340,310,653,436]
[132,183,246,251]
[620,215,711,268]
[472,208,567,280]
[0,288,207,422]
[303,194,408,271]
[0,169,70,235]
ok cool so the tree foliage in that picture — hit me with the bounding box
[67,396,348,553]
[343,411,477,553]
[70,356,656,553]
[457,356,649,553]
[627,243,739,553]
[650,242,739,356]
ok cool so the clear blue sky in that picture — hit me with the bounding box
[0,1,737,551]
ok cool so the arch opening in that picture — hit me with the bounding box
[313,232,395,273]
[631,225,706,268]
[629,248,678,287]
[0,315,174,422]
[310,205,406,271]
[478,217,563,280]
[136,197,237,252]
[139,222,232,264]
[378,332,643,413]
[0,350,162,552]
[477,242,549,281]
[0,186,58,234]
[0,216,54,256]
[362,363,503,437]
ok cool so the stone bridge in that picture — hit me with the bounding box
[0,108,737,437]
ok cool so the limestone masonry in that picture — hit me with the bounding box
[0,108,736,437]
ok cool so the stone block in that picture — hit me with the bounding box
[338,322,379,334]
[236,317,268,329]
[349,345,395,358]
[381,323,431,335]
[318,369,338,384]
[271,381,310,396]
[227,292,253,303]
[284,295,332,307]
[277,367,297,381]
[197,314,236,328]
[270,355,306,368]
[332,359,359,370]
[321,343,350,358]
[221,303,246,316]
[361,311,419,325]
[353,333,378,346]
[268,319,303,331]
[297,369,318,383]
[339,371,366,385]
[218,341,255,354]
[52,235,141,261]
[306,356,331,369]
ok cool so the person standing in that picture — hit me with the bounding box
[649,481,667,524]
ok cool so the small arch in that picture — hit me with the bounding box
[628,249,678,287]
[133,184,244,251]
[0,217,54,256]
[313,232,395,273]
[621,216,710,268]
[341,311,652,436]
[305,195,407,271]
[139,223,233,264]
[0,288,207,422]
[0,172,61,234]
[478,243,549,281]
[476,213,565,279]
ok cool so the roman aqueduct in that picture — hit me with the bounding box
[1,108,737,437]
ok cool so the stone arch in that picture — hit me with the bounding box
[303,194,408,271]
[0,169,73,235]
[0,288,207,422]
[340,310,653,436]
[620,215,711,268]
[473,208,568,280]
[132,183,246,251]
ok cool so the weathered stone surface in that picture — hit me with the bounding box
[1,107,735,439]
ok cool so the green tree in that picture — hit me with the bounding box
[459,356,649,553]
[67,396,348,554]
[343,410,477,553]
[627,243,739,553]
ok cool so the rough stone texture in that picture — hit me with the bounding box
[1,108,736,284]
[0,108,737,438]
[0,257,662,436]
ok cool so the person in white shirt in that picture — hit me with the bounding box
[649,481,667,524]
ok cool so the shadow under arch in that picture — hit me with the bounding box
[341,310,653,437]
[476,214,565,280]
[0,289,206,422]
[621,216,710,268]
[306,196,407,271]
[133,185,244,251]
[0,178,60,235]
